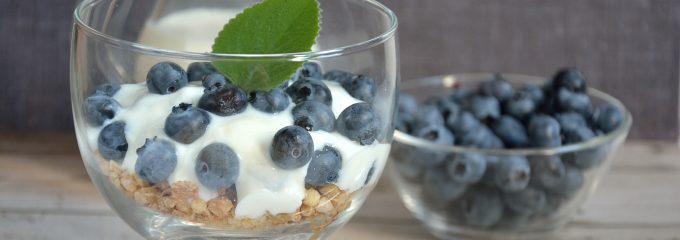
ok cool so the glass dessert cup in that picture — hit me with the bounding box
[70,0,398,239]
[388,74,632,240]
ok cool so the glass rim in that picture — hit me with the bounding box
[394,73,633,156]
[73,0,399,61]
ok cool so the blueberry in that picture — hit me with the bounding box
[414,105,445,129]
[503,92,536,120]
[146,62,188,95]
[292,101,335,132]
[468,95,500,121]
[85,93,120,126]
[323,70,354,83]
[422,168,467,209]
[335,103,381,145]
[269,126,314,169]
[435,99,462,123]
[164,103,211,144]
[300,62,323,80]
[447,111,480,136]
[98,121,128,162]
[195,143,240,189]
[535,194,564,217]
[551,68,587,93]
[529,156,566,191]
[557,88,591,114]
[563,125,595,144]
[494,156,531,192]
[341,75,377,103]
[202,73,230,93]
[396,93,419,130]
[504,187,547,214]
[449,88,471,102]
[556,112,588,132]
[518,83,544,105]
[95,83,121,96]
[550,164,584,197]
[391,142,426,181]
[495,210,531,229]
[593,104,623,133]
[528,114,562,148]
[135,138,177,184]
[198,84,248,116]
[457,187,504,228]
[305,146,342,186]
[446,153,487,184]
[285,78,332,106]
[187,62,218,82]
[478,75,514,101]
[249,88,290,113]
[459,125,504,148]
[491,116,529,148]
[397,93,419,115]
[399,124,451,167]
[563,144,608,170]
[413,124,455,145]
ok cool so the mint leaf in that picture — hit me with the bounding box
[212,0,320,92]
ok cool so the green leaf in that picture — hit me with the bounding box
[211,0,320,92]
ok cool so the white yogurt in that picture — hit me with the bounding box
[87,81,390,218]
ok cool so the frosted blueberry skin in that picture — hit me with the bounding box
[187,62,218,82]
[146,62,188,95]
[135,138,177,184]
[85,92,120,126]
[305,146,342,187]
[195,143,240,190]
[249,88,290,113]
[164,103,211,144]
[335,102,381,146]
[292,100,335,132]
[285,78,333,106]
[98,121,128,162]
[269,126,314,170]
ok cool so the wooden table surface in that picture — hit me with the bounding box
[1,134,679,240]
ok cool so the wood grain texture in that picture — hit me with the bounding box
[1,134,680,239]
[0,0,679,141]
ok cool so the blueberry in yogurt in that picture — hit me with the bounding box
[198,83,248,116]
[341,74,377,103]
[164,103,211,144]
[305,146,342,187]
[324,70,354,83]
[85,92,120,126]
[195,143,240,190]
[336,102,380,145]
[135,138,177,184]
[146,62,188,95]
[203,73,231,93]
[269,125,314,169]
[285,78,332,106]
[249,88,290,113]
[98,121,128,162]
[187,62,218,82]
[292,100,335,132]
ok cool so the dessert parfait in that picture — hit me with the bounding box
[71,0,398,238]
[84,61,390,229]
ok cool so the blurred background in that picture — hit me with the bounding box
[0,0,678,141]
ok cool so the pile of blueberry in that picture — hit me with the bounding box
[392,69,624,229]
[85,61,382,193]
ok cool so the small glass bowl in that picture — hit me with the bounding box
[388,73,632,240]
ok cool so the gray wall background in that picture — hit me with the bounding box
[1,0,679,141]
